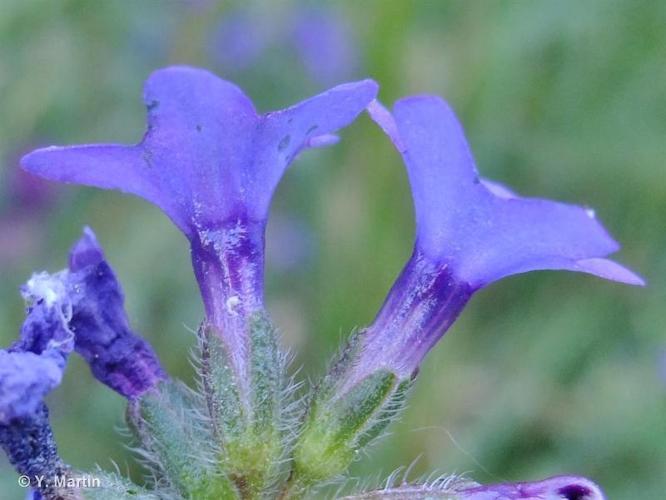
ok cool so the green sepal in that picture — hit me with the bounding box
[249,313,281,433]
[356,378,412,449]
[293,369,407,485]
[200,312,285,498]
[127,380,238,499]
[200,322,244,438]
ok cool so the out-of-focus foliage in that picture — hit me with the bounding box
[0,1,663,498]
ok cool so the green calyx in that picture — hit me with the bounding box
[125,311,291,499]
[200,312,287,498]
[122,321,414,499]
[292,369,412,488]
[128,380,238,499]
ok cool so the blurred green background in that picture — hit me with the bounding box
[1,0,664,498]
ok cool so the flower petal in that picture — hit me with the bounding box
[22,67,377,238]
[20,144,164,219]
[141,66,259,233]
[372,96,643,289]
[252,78,379,216]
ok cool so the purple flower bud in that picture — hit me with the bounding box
[345,98,644,381]
[22,66,377,386]
[66,227,166,399]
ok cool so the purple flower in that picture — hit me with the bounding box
[350,474,605,499]
[22,66,377,387]
[66,227,166,399]
[341,97,644,383]
[455,474,605,499]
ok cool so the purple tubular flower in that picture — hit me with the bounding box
[349,474,605,499]
[349,98,644,381]
[22,66,377,385]
[67,227,166,399]
[369,98,643,288]
[456,474,605,499]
